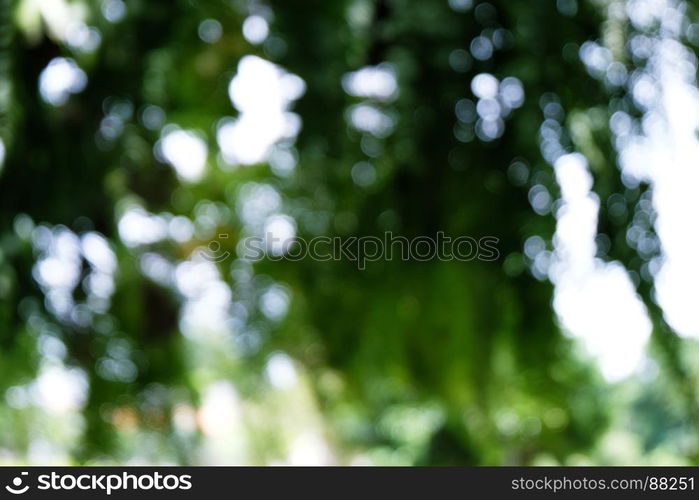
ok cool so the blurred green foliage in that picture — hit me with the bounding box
[0,0,698,464]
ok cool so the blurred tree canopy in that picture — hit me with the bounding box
[0,0,698,464]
